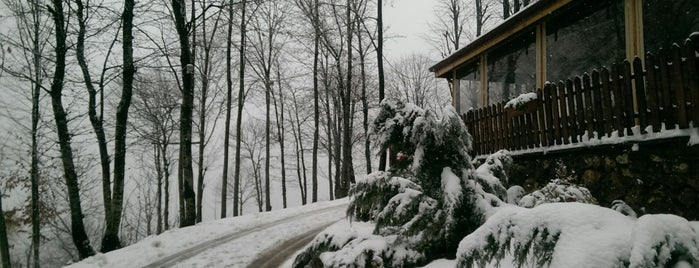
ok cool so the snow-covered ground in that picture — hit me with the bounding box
[66,198,349,268]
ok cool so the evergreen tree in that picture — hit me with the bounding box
[294,99,507,267]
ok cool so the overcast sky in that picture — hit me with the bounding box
[383,0,440,60]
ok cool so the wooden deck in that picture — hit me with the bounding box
[463,37,699,157]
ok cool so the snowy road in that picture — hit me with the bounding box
[164,206,344,267]
[67,199,348,268]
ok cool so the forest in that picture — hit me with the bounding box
[0,0,521,266]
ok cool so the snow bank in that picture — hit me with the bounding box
[457,203,635,267]
[67,198,349,268]
[457,203,699,268]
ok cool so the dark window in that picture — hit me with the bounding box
[487,29,536,104]
[546,0,625,82]
[643,0,699,54]
[456,60,481,111]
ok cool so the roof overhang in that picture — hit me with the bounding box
[429,0,574,78]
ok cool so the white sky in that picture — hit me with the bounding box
[383,0,440,60]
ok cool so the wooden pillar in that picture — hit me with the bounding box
[536,22,547,89]
[625,0,644,122]
[451,75,460,113]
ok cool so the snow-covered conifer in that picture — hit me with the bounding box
[294,100,507,267]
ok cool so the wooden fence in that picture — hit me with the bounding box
[462,37,699,157]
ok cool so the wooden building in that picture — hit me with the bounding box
[430,0,699,219]
[430,0,699,157]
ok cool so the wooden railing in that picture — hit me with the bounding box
[463,37,699,156]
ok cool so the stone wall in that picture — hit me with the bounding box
[505,138,699,220]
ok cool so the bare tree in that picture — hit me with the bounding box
[247,0,289,211]
[195,0,225,223]
[221,0,235,219]
[171,0,197,227]
[271,62,288,208]
[354,0,373,176]
[287,87,310,205]
[47,0,96,259]
[29,0,42,266]
[377,0,387,171]
[387,54,450,110]
[131,70,179,234]
[240,120,266,212]
[338,0,356,198]
[74,0,114,253]
[233,0,248,217]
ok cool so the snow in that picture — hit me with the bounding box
[65,198,349,268]
[441,167,462,205]
[478,123,699,159]
[421,258,457,267]
[629,214,699,267]
[504,92,538,110]
[506,185,525,205]
[457,203,636,267]
[518,179,595,208]
[457,203,699,267]
[688,122,699,145]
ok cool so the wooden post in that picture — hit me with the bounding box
[645,53,661,132]
[622,61,636,135]
[600,68,614,137]
[591,70,605,136]
[557,81,570,144]
[566,79,578,143]
[633,57,648,133]
[657,50,675,129]
[582,74,595,139]
[611,65,625,137]
[681,39,699,125]
[671,44,688,129]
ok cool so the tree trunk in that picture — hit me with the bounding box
[30,0,41,265]
[272,67,287,208]
[155,144,163,234]
[196,0,221,223]
[0,190,10,268]
[377,0,387,171]
[357,17,371,175]
[172,0,196,227]
[196,62,207,224]
[75,0,115,253]
[332,96,342,199]
[288,101,306,205]
[311,0,320,203]
[322,57,334,200]
[48,0,95,258]
[162,141,171,231]
[476,0,484,37]
[292,93,309,204]
[265,77,272,211]
[233,0,247,217]
[221,0,234,219]
[337,0,354,198]
[503,0,510,19]
[102,0,136,251]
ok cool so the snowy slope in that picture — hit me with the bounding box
[66,199,348,268]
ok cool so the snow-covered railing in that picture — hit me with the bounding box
[463,36,699,156]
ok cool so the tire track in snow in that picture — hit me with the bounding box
[142,204,347,268]
[246,221,337,268]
